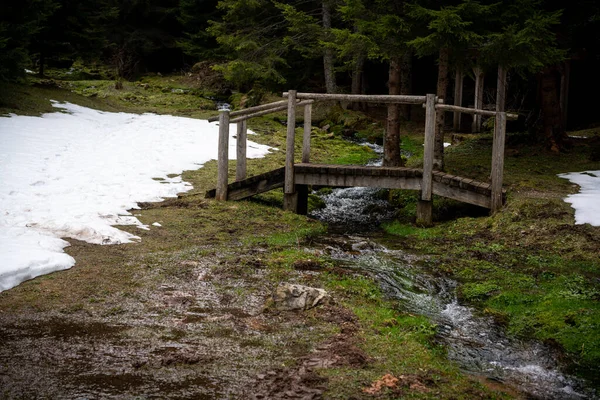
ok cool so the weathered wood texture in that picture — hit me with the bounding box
[422,94,436,202]
[436,104,518,120]
[283,90,297,212]
[215,110,230,201]
[206,164,505,209]
[416,200,433,227]
[294,164,503,209]
[229,100,313,123]
[205,167,285,201]
[302,103,312,163]
[236,120,247,181]
[207,100,289,122]
[491,112,507,211]
[283,92,427,104]
[417,93,437,226]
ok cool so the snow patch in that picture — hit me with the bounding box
[0,102,272,291]
[558,170,600,226]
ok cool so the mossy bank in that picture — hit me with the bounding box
[1,72,598,398]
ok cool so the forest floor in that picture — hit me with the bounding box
[0,71,599,399]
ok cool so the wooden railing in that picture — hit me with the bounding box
[207,99,313,200]
[209,90,518,225]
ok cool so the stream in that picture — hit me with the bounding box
[308,157,596,399]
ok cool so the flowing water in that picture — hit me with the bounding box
[309,181,597,399]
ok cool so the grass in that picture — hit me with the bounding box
[1,72,599,396]
[383,130,600,383]
[322,274,514,399]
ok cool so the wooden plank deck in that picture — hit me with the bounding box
[206,164,505,209]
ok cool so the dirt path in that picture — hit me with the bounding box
[0,247,363,399]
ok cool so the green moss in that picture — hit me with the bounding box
[322,273,512,399]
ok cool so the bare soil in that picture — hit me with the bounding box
[0,248,364,399]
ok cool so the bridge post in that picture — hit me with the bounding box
[302,103,312,163]
[417,94,436,226]
[216,109,230,201]
[284,90,298,212]
[236,120,247,181]
[491,111,507,212]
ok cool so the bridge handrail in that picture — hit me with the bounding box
[436,104,518,120]
[283,92,428,104]
[208,100,298,122]
[230,100,313,123]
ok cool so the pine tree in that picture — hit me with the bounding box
[178,0,220,60]
[336,0,410,166]
[207,0,289,91]
[480,0,565,150]
[407,0,493,170]
[274,0,338,92]
[0,0,59,81]
[28,0,113,76]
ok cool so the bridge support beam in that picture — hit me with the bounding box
[283,90,298,212]
[416,201,433,227]
[417,94,436,226]
[216,109,230,201]
[236,120,247,181]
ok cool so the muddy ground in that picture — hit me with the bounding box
[0,224,372,399]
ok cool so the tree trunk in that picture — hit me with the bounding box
[384,57,403,167]
[453,67,464,131]
[434,47,450,170]
[322,1,336,94]
[351,53,365,95]
[472,66,485,133]
[351,52,365,110]
[400,51,413,120]
[38,52,45,77]
[496,64,507,112]
[560,60,571,129]
[539,66,567,152]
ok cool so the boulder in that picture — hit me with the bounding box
[273,283,329,311]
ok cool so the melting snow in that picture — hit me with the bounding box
[0,102,272,291]
[558,171,600,226]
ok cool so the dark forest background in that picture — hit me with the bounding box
[1,0,599,135]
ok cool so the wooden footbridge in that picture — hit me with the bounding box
[206,91,517,225]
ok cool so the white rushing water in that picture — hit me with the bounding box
[319,236,595,399]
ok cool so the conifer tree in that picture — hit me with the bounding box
[336,0,410,166]
[407,0,493,170]
[0,0,59,80]
[178,0,220,60]
[479,0,565,150]
[207,0,289,91]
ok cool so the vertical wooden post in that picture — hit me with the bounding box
[216,109,230,201]
[236,120,247,181]
[472,67,485,133]
[496,64,507,112]
[453,68,464,131]
[491,111,507,212]
[417,94,436,226]
[283,90,298,212]
[302,103,312,163]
